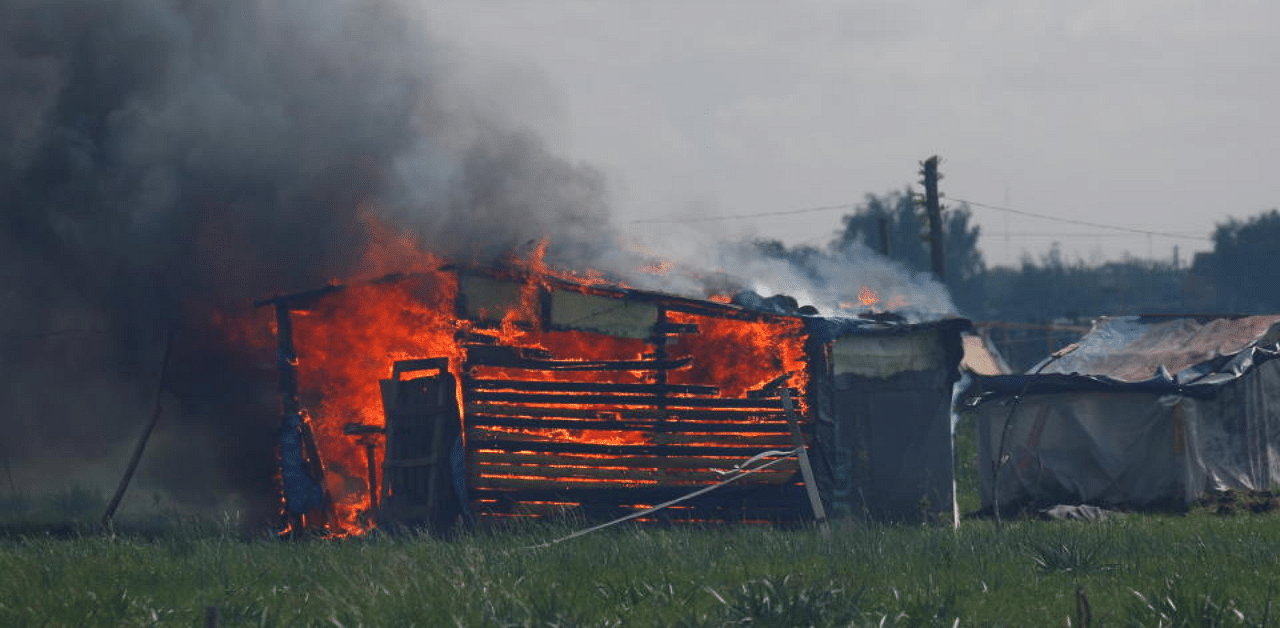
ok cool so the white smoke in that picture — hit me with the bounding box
[613,226,957,322]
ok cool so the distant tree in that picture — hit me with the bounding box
[985,244,1186,322]
[832,189,986,314]
[833,190,920,265]
[1191,209,1280,312]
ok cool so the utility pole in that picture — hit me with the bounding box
[920,155,945,281]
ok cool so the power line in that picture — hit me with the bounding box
[949,197,1211,242]
[629,202,858,224]
[993,232,1202,239]
[629,194,1213,243]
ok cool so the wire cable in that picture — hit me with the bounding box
[524,448,800,549]
[949,197,1211,242]
[629,195,1211,243]
[630,202,858,224]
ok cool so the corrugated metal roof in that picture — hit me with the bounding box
[1037,315,1280,381]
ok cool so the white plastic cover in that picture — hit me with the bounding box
[975,357,1280,508]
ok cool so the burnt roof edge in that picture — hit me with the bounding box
[253,265,973,333]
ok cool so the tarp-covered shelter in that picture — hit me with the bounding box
[259,266,970,533]
[964,315,1280,510]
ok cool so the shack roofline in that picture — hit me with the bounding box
[253,264,972,335]
[253,265,791,323]
[968,351,1280,402]
[965,313,1280,404]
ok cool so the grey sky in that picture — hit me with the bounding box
[427,1,1277,267]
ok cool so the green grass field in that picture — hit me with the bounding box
[2,509,1279,627]
[4,419,1277,628]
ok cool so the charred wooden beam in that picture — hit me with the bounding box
[364,441,379,514]
[468,428,793,449]
[783,388,828,531]
[252,283,345,309]
[466,414,794,433]
[651,306,671,414]
[471,450,794,470]
[275,304,300,419]
[472,475,793,491]
[746,374,794,399]
[474,462,797,484]
[465,353,693,373]
[465,403,789,423]
[465,379,719,396]
[653,321,699,335]
[659,299,779,321]
[464,438,783,457]
[270,303,329,531]
[465,391,785,409]
[469,484,805,511]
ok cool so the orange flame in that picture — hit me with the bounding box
[241,215,810,535]
[640,259,673,275]
[858,286,879,307]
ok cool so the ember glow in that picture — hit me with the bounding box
[845,288,911,314]
[640,259,673,275]
[858,286,880,307]
[262,219,811,535]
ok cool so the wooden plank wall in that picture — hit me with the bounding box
[461,345,808,523]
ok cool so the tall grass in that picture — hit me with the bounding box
[3,513,1280,627]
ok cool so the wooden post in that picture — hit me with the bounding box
[920,156,945,281]
[272,300,330,533]
[365,440,379,514]
[275,302,301,420]
[782,389,829,536]
[651,306,670,417]
[101,326,175,529]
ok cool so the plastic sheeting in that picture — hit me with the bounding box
[968,315,1280,510]
[975,392,1203,508]
[1193,359,1280,490]
[1035,315,1280,382]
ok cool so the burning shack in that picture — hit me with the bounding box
[259,264,969,535]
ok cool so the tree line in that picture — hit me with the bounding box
[752,189,1280,369]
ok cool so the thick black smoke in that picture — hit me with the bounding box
[0,0,616,518]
